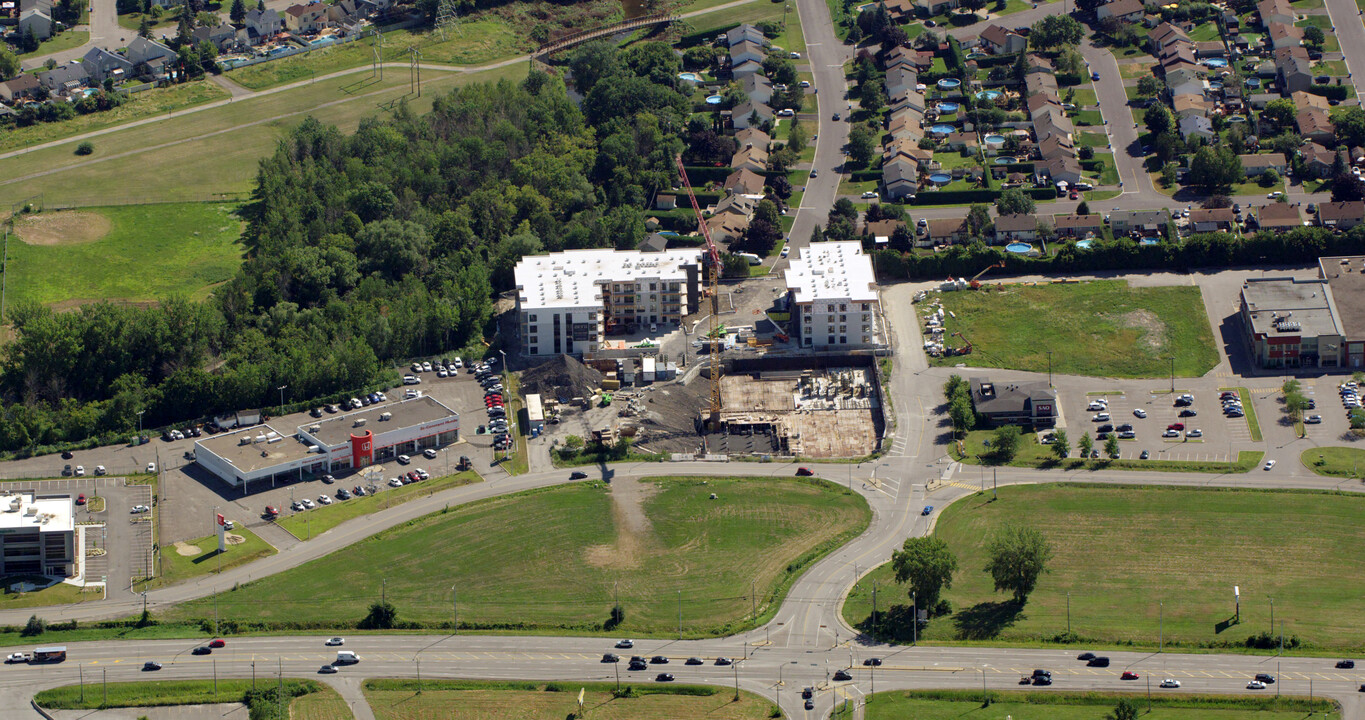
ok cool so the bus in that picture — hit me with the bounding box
[33,646,66,663]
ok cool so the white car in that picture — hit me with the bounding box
[95,465,107,475]
[437,369,448,378]
[776,108,795,117]
[325,637,345,646]
[6,652,30,663]
[131,504,150,513]
[861,191,879,199]
[798,80,811,88]
[424,448,438,459]
[1162,429,1179,438]
[1092,412,1110,421]
[389,478,404,487]
[1267,191,1283,199]
[411,362,422,372]
[1160,678,1181,688]
[789,51,800,59]
[780,246,790,258]
[74,466,85,476]
[1247,680,1266,689]
[1087,401,1107,411]
[318,495,332,505]
[1133,409,1146,418]
[1186,429,1202,437]
[146,463,156,473]
[416,469,429,480]
[422,362,433,372]
[1264,460,1276,470]
[302,498,315,509]
[397,455,411,465]
[453,357,462,368]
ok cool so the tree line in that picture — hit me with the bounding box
[0,44,695,456]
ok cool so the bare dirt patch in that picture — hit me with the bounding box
[1117,309,1167,352]
[224,533,245,545]
[584,481,660,571]
[173,542,201,557]
[12,211,112,246]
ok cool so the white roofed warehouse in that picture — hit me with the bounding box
[783,242,884,350]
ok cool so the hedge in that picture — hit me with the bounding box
[910,187,1055,205]
[1305,84,1349,101]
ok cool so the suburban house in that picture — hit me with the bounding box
[283,3,328,31]
[1037,155,1084,185]
[882,44,917,71]
[326,0,366,25]
[882,157,919,201]
[729,38,766,68]
[193,22,243,51]
[863,219,908,248]
[706,214,750,244]
[125,36,176,79]
[1291,90,1330,111]
[726,23,766,47]
[993,213,1038,243]
[0,74,42,102]
[1318,201,1365,230]
[724,167,766,196]
[1052,213,1104,238]
[1096,0,1145,23]
[1110,209,1170,234]
[1189,207,1237,232]
[1255,202,1303,229]
[1275,46,1313,94]
[979,24,1026,54]
[730,58,763,80]
[1305,142,1348,177]
[741,74,773,105]
[1240,152,1289,177]
[1266,22,1302,50]
[733,127,770,152]
[730,100,773,130]
[81,47,134,85]
[1179,115,1216,141]
[927,217,970,245]
[18,6,52,40]
[730,144,768,174]
[36,63,88,95]
[1172,94,1208,119]
[916,0,959,15]
[244,7,283,43]
[884,66,919,99]
[1148,22,1191,54]
[1296,107,1336,145]
[1257,0,1294,28]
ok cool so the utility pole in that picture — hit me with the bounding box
[383,577,387,605]
[1067,592,1071,635]
[452,584,457,634]
[733,663,739,701]
[1047,350,1053,387]
[103,668,107,706]
[276,385,287,416]
[1159,601,1163,652]
[677,590,682,639]
[79,664,84,703]
[872,581,878,632]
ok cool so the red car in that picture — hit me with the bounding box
[1069,190,1080,200]
[1166,423,1184,431]
[796,467,814,476]
[75,494,86,506]
[209,638,226,648]
[1121,671,1139,680]
[265,506,280,517]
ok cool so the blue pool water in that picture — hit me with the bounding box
[658,231,679,237]
[705,95,723,104]
[938,102,959,113]
[1076,239,1094,249]
[1246,78,1262,87]
[678,72,701,82]
[1006,243,1033,253]
[976,90,1002,100]
[928,173,952,184]
[1140,238,1160,246]
[994,156,1017,164]
[937,78,962,89]
[930,124,955,134]
[1227,114,1247,123]
[1204,58,1228,68]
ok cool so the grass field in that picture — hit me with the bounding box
[35,679,325,710]
[141,525,275,592]
[0,82,229,154]
[16,30,88,59]
[364,680,778,720]
[1300,446,1365,479]
[951,430,1263,474]
[843,484,1365,652]
[0,64,527,209]
[858,690,1337,720]
[167,476,870,636]
[276,470,480,539]
[291,683,354,719]
[7,203,244,306]
[929,280,1219,378]
[227,21,527,91]
[0,576,100,609]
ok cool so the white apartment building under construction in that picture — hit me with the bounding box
[784,242,884,350]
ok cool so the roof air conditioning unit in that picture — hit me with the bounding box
[354,418,367,427]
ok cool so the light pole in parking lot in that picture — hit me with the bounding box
[135,410,144,442]
[1166,357,1175,393]
[276,385,288,417]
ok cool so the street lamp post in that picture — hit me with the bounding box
[135,410,144,442]
[276,385,288,417]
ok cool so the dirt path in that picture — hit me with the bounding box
[584,479,658,571]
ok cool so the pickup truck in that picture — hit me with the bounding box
[6,652,30,663]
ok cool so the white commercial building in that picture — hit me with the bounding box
[514,248,704,356]
[194,396,460,491]
[784,242,884,349]
[0,491,74,577]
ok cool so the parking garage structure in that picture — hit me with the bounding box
[194,395,460,492]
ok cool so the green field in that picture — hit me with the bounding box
[858,690,1337,720]
[951,429,1263,474]
[7,203,244,306]
[277,470,481,539]
[167,477,870,636]
[0,64,527,208]
[36,679,327,712]
[930,280,1219,378]
[843,484,1365,651]
[0,81,228,154]
[1301,446,1365,479]
[227,21,527,91]
[364,680,778,720]
[142,525,275,591]
[16,30,89,59]
[0,576,100,609]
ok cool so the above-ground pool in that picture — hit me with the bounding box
[1208,81,1224,90]
[976,90,1002,101]
[1006,243,1033,254]
[928,173,952,185]
[930,124,956,135]
[937,78,962,89]
[678,72,701,82]
[1204,58,1228,68]
[938,102,959,113]
[1140,238,1160,246]
[1076,239,1094,250]
[966,52,987,60]
[1227,114,1247,123]
[658,231,679,237]
[1246,78,1262,87]
[994,156,1017,164]
[705,95,723,104]
[984,134,1006,146]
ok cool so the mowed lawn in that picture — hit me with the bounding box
[861,691,1337,720]
[930,280,1219,378]
[142,525,275,591]
[364,680,778,720]
[843,485,1365,651]
[276,470,480,539]
[7,203,244,306]
[0,82,228,154]
[1300,446,1365,479]
[167,477,870,636]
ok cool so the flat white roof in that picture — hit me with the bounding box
[784,241,879,305]
[514,249,703,311]
[0,492,72,533]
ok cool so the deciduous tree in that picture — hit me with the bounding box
[891,536,959,615]
[983,523,1054,604]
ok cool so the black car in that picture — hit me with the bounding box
[716,657,733,666]
[863,657,882,666]
[1140,450,1150,459]
[1077,652,1095,660]
[656,673,674,682]
[602,653,619,663]
[1336,659,1355,669]
[628,660,647,670]
[570,471,588,480]
[1097,424,1114,434]
[832,113,841,121]
[1087,657,1110,667]
[143,661,162,670]
[805,699,815,710]
[336,489,351,500]
[833,669,852,681]
[1033,676,1053,686]
[802,687,814,699]
[1255,673,1276,684]
[1179,409,1197,417]
[686,657,704,665]
[192,646,212,655]
[650,655,669,664]
[1032,669,1052,678]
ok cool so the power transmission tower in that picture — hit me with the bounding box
[434,0,460,41]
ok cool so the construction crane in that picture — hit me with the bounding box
[969,262,1005,290]
[675,156,723,429]
[950,331,974,356]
